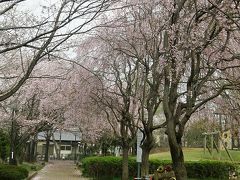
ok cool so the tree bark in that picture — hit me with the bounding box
[141,147,150,177]
[131,142,137,156]
[167,121,187,180]
[170,146,186,180]
[9,111,17,165]
[122,146,129,180]
[83,143,87,156]
[44,136,50,162]
[26,142,31,162]
[30,140,36,162]
[9,150,17,165]
[141,133,154,176]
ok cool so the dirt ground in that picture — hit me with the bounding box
[32,160,90,180]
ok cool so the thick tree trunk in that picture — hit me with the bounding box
[26,142,30,162]
[122,146,129,180]
[32,141,36,162]
[9,150,17,165]
[29,140,35,162]
[9,115,17,165]
[141,147,150,177]
[169,143,187,180]
[83,143,87,156]
[141,133,154,176]
[131,142,137,156]
[44,137,50,162]
[18,150,24,164]
[167,121,187,180]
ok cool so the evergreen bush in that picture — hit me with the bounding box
[81,156,239,179]
[0,165,28,180]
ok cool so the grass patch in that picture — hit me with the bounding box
[150,148,240,162]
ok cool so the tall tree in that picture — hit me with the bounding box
[93,1,166,175]
[90,1,240,179]
[92,51,140,180]
[159,1,240,179]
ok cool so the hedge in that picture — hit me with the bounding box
[185,160,238,178]
[81,156,239,179]
[0,164,28,180]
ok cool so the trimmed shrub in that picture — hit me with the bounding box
[0,165,28,180]
[186,160,238,178]
[81,156,239,179]
[82,156,136,178]
[82,156,123,177]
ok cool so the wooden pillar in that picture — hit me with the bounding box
[211,134,213,156]
[218,132,221,160]
[204,135,206,154]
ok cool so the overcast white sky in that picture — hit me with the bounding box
[19,0,57,15]
[9,0,110,60]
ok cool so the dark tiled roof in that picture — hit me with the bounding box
[38,131,81,141]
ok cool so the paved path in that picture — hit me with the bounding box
[32,160,89,180]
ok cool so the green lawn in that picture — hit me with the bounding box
[150,148,240,162]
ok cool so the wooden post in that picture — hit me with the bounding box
[218,132,221,160]
[204,134,206,154]
[203,132,219,156]
[220,137,233,161]
[211,134,213,157]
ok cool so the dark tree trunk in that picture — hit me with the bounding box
[9,151,17,165]
[30,140,36,162]
[58,132,62,160]
[83,143,87,156]
[27,139,35,162]
[122,146,129,180]
[131,142,137,156]
[9,113,17,165]
[141,148,150,177]
[44,136,50,162]
[169,143,186,180]
[141,133,154,176]
[101,142,107,156]
[18,149,24,164]
[26,142,30,162]
[167,121,187,180]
